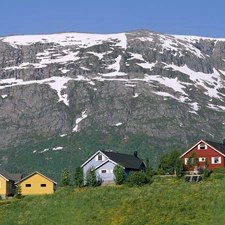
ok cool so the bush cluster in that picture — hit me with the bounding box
[125,171,152,187]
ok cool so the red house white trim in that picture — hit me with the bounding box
[180,139,225,171]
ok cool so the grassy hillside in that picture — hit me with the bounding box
[0,175,225,225]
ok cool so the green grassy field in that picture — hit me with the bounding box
[0,175,225,225]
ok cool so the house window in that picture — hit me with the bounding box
[212,157,221,164]
[198,144,207,150]
[199,157,206,162]
[25,184,31,187]
[40,184,46,187]
[97,154,102,161]
[99,169,108,174]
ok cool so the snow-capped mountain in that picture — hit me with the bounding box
[0,30,225,177]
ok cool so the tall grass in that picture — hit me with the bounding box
[0,177,225,225]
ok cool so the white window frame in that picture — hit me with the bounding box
[95,154,105,161]
[211,157,221,164]
[99,169,108,174]
[199,157,206,162]
[198,144,207,150]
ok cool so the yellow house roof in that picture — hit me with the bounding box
[15,171,57,185]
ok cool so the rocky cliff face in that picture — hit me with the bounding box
[0,30,225,178]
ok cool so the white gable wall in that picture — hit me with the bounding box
[83,151,109,177]
[96,161,116,181]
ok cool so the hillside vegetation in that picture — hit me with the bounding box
[1,30,225,181]
[0,175,225,225]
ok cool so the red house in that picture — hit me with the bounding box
[180,139,225,172]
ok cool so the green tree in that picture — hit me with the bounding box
[158,147,181,174]
[113,165,125,185]
[74,166,84,187]
[60,168,71,187]
[187,152,200,171]
[145,157,152,175]
[174,158,183,177]
[203,158,209,179]
[86,167,97,187]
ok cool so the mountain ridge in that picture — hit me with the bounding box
[0,29,225,181]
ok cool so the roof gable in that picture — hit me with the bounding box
[95,159,120,170]
[180,139,225,158]
[15,171,57,185]
[81,150,109,167]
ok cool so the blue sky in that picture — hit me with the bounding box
[1,0,225,38]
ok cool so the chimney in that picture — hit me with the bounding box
[223,139,225,145]
[134,151,138,157]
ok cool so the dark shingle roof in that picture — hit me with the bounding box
[101,151,144,170]
[10,174,22,182]
[204,140,225,155]
[0,168,22,181]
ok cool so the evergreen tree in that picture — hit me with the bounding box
[60,168,71,187]
[74,166,84,187]
[86,167,97,187]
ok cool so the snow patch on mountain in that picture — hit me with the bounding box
[73,109,88,132]
[2,32,127,49]
[52,146,63,151]
[164,64,225,100]
[0,77,71,106]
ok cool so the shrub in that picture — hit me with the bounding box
[113,165,125,185]
[125,171,151,187]
[14,182,23,199]
[213,167,225,174]
[212,173,225,180]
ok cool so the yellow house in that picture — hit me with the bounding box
[0,168,22,199]
[15,171,57,195]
